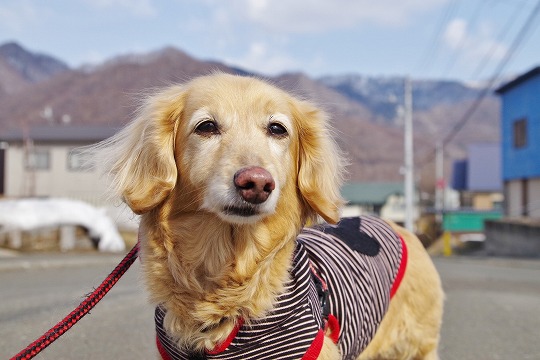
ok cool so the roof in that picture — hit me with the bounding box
[0,125,119,143]
[495,66,540,94]
[341,182,404,205]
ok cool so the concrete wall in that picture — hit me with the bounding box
[505,180,521,217]
[505,178,540,218]
[530,180,540,217]
[485,220,540,258]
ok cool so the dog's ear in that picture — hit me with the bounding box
[95,86,186,214]
[290,98,345,224]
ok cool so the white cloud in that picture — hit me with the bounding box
[443,18,467,49]
[226,41,300,75]
[84,0,157,17]
[0,1,42,32]
[443,17,508,64]
[191,0,449,75]
[229,0,448,33]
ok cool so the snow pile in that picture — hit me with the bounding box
[0,198,125,252]
[104,203,140,232]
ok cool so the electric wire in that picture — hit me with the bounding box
[441,0,487,76]
[416,0,461,76]
[468,1,527,80]
[420,0,540,166]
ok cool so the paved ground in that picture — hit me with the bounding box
[0,253,155,359]
[1,251,540,359]
[435,256,540,360]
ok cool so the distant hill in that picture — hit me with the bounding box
[0,42,501,188]
[319,74,492,124]
[318,74,500,186]
[0,42,69,96]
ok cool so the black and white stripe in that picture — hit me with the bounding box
[155,216,404,360]
[156,240,323,360]
[299,215,403,359]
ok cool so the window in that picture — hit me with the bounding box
[67,148,93,171]
[26,148,50,170]
[513,118,527,148]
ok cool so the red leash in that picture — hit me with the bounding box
[10,241,140,360]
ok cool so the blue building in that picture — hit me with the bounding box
[496,66,540,218]
[451,143,503,210]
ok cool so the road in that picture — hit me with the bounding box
[435,256,540,360]
[1,253,540,359]
[0,253,155,359]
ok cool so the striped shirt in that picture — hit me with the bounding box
[156,216,406,360]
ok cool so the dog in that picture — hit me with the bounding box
[95,73,443,359]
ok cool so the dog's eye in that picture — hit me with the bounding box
[195,120,219,135]
[268,123,288,137]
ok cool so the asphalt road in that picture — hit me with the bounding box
[0,253,155,359]
[1,253,540,360]
[435,256,540,360]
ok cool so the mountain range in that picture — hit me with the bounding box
[0,42,501,191]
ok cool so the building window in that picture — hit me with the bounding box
[26,148,50,170]
[67,148,93,171]
[513,118,527,148]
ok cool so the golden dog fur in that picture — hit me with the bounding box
[95,73,443,359]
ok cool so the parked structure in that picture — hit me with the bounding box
[0,125,117,204]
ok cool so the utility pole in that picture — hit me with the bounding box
[404,77,415,231]
[435,142,444,222]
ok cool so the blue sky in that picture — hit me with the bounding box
[1,0,539,81]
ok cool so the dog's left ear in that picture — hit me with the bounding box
[290,98,345,224]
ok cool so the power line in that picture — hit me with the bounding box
[469,1,528,79]
[420,0,540,165]
[441,1,487,76]
[416,0,461,76]
[443,0,540,146]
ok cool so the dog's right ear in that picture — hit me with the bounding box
[94,86,186,214]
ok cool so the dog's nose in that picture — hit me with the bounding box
[234,166,275,204]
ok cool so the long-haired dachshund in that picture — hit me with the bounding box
[95,73,443,359]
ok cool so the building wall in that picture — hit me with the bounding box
[467,143,502,191]
[500,74,540,180]
[472,193,502,210]
[505,178,540,218]
[4,143,110,205]
[530,179,540,217]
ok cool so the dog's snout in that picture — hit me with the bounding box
[234,167,275,204]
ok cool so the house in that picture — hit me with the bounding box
[0,125,117,204]
[451,143,503,210]
[484,66,540,257]
[495,66,540,218]
[340,182,416,224]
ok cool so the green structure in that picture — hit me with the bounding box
[341,182,404,214]
[442,210,503,232]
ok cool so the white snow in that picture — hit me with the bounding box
[0,198,126,252]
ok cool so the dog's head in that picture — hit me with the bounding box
[100,73,345,225]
